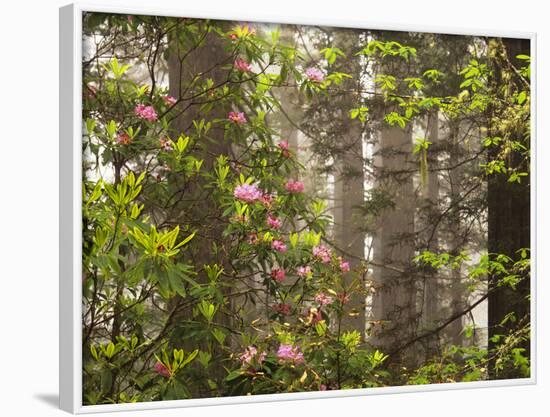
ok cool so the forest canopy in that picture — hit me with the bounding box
[81,12,531,404]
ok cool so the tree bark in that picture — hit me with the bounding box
[333,121,366,334]
[371,122,416,362]
[487,38,531,378]
[167,24,233,387]
[419,109,441,358]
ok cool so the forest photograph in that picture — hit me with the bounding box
[81,12,531,405]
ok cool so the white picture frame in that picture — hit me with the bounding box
[60,2,537,413]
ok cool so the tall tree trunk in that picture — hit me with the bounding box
[487,38,531,378]
[371,122,416,362]
[419,109,441,358]
[167,25,233,388]
[333,122,366,334]
[446,121,466,346]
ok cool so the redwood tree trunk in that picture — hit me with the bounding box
[487,38,531,378]
[371,122,416,362]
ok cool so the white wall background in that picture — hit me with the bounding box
[0,0,547,416]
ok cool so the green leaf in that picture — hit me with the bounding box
[349,106,369,122]
[174,232,196,250]
[86,118,96,135]
[105,342,115,359]
[225,369,243,381]
[460,79,473,89]
[156,267,172,298]
[90,345,99,361]
[167,267,186,297]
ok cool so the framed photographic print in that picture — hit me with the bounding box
[59,2,536,413]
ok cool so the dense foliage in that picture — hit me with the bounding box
[82,14,530,404]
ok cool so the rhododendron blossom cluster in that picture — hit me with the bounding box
[278,140,290,151]
[234,184,263,203]
[234,58,252,72]
[277,344,305,364]
[116,132,131,145]
[163,95,177,106]
[271,268,286,282]
[153,362,171,378]
[239,345,266,367]
[297,265,312,278]
[267,214,282,229]
[284,179,305,193]
[339,257,351,272]
[305,67,324,83]
[134,104,158,122]
[228,111,247,124]
[314,292,334,306]
[278,140,291,157]
[313,245,332,263]
[271,239,287,253]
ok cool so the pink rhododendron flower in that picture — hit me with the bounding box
[267,214,282,229]
[305,67,324,83]
[278,141,291,157]
[338,257,351,272]
[239,345,266,367]
[153,361,171,378]
[159,137,173,151]
[313,245,331,263]
[297,265,312,278]
[271,268,286,282]
[284,179,305,193]
[234,58,252,72]
[228,111,247,125]
[314,292,334,306]
[278,140,290,151]
[234,184,263,203]
[116,132,131,145]
[277,344,304,364]
[134,104,158,122]
[272,303,291,315]
[163,95,177,106]
[271,239,287,253]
